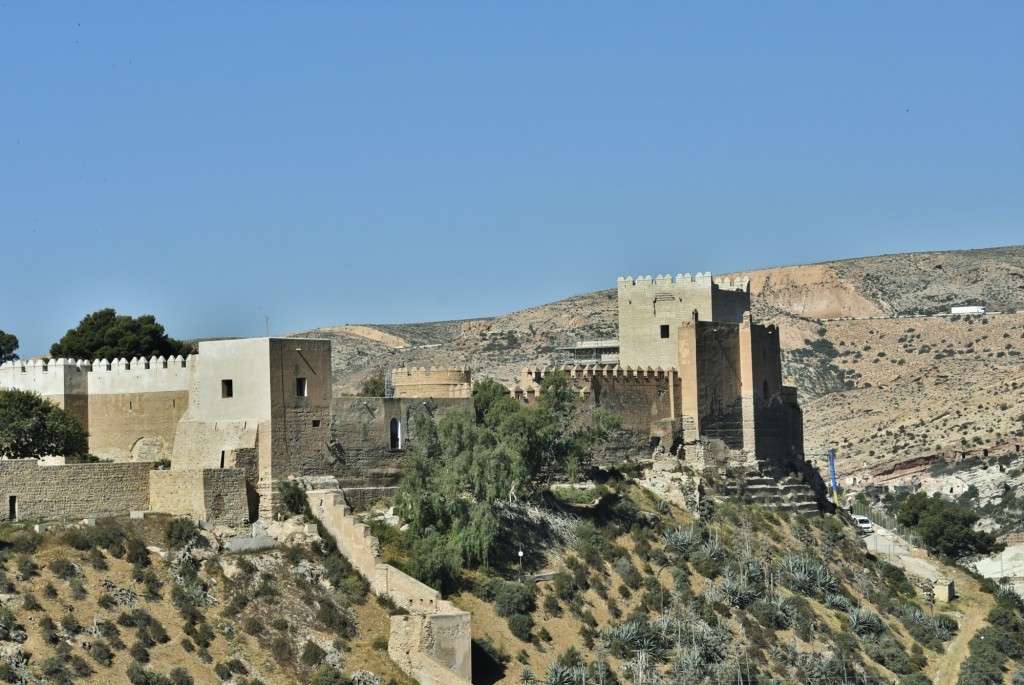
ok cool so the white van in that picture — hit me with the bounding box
[852,515,873,535]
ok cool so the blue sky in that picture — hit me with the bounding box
[2,3,1021,358]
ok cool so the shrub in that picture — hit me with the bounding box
[279,479,308,516]
[169,667,194,685]
[242,616,264,635]
[126,538,150,567]
[507,612,533,641]
[90,640,114,667]
[21,593,40,611]
[16,556,37,580]
[164,518,199,550]
[493,580,536,617]
[49,557,79,580]
[69,655,92,677]
[270,635,293,663]
[129,641,150,663]
[372,635,389,651]
[214,663,232,681]
[309,665,349,685]
[301,640,327,667]
[61,612,82,634]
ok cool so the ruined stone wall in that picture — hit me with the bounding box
[329,397,473,489]
[0,460,151,521]
[307,489,472,685]
[391,367,472,398]
[617,273,750,369]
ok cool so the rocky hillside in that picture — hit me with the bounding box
[290,245,1024,484]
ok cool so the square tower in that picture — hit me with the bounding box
[617,272,750,369]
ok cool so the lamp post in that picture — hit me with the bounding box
[518,547,524,583]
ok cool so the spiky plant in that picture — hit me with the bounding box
[847,607,885,636]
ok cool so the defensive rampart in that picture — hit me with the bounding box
[308,489,472,685]
[0,460,151,521]
[391,367,472,398]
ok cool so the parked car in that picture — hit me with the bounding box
[852,514,873,535]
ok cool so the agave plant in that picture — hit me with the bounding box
[824,593,853,613]
[847,607,885,636]
[716,567,762,609]
[661,525,702,559]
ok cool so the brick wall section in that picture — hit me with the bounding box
[0,461,151,521]
[307,489,472,685]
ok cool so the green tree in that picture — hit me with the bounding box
[50,308,193,361]
[0,330,18,363]
[897,492,1004,560]
[396,373,614,587]
[0,389,89,460]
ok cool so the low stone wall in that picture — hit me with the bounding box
[307,489,472,685]
[150,469,249,527]
[0,460,151,521]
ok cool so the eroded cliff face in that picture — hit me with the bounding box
[739,264,887,320]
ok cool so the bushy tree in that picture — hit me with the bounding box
[50,308,193,360]
[0,388,89,459]
[395,373,611,586]
[897,492,1004,559]
[0,329,18,363]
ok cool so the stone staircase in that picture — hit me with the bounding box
[718,459,823,514]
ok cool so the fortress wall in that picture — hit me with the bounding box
[150,469,206,522]
[308,490,472,685]
[0,460,151,521]
[85,356,191,395]
[0,359,91,397]
[391,367,472,398]
[329,397,473,489]
[149,468,249,527]
[86,391,189,461]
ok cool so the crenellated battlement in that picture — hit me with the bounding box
[0,355,193,397]
[617,272,749,293]
[520,364,677,388]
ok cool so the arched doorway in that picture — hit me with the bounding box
[390,418,401,450]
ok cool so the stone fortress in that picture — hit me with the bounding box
[0,270,824,684]
[0,270,825,525]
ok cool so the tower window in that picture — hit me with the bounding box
[660,325,670,339]
[222,380,234,398]
[296,377,308,397]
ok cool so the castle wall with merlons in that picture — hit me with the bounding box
[617,273,750,369]
[391,367,472,398]
[0,460,151,521]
